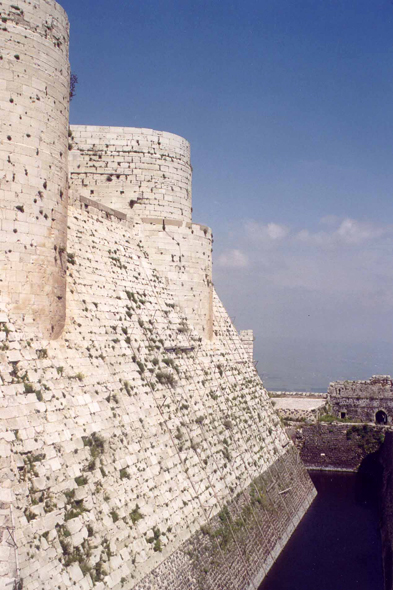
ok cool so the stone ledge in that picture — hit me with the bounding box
[79,196,127,220]
[141,218,212,236]
[269,391,327,398]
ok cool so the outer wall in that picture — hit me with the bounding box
[69,126,192,223]
[0,0,70,338]
[140,219,213,339]
[329,378,393,424]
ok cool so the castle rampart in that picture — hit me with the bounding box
[0,0,70,339]
[69,125,192,222]
[0,3,316,589]
[140,219,213,339]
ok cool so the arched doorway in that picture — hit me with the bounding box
[375,410,388,425]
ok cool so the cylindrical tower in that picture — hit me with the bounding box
[69,126,192,222]
[0,0,70,339]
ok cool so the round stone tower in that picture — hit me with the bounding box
[0,0,70,339]
[69,126,192,222]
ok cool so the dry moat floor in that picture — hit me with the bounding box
[259,470,383,590]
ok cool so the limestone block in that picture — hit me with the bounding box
[70,126,192,223]
[72,527,88,547]
[68,563,84,583]
[0,443,10,458]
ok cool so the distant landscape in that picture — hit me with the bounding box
[255,336,393,392]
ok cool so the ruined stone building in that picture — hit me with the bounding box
[0,1,316,589]
[329,375,393,425]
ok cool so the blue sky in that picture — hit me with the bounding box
[62,0,393,390]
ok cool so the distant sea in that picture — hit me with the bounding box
[255,337,393,393]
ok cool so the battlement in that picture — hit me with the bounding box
[329,375,393,397]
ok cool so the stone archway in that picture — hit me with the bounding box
[376,410,388,425]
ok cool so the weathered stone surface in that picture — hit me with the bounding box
[294,422,385,470]
[0,2,316,589]
[69,127,192,223]
[0,0,70,339]
[240,330,254,363]
[329,375,393,424]
[0,181,316,590]
[271,396,328,424]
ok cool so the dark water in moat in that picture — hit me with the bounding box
[259,470,383,590]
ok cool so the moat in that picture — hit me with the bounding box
[259,470,383,590]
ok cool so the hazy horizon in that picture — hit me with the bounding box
[252,335,393,392]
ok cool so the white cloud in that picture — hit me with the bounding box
[267,222,289,240]
[245,220,289,242]
[216,249,249,268]
[216,216,393,307]
[295,218,391,246]
[335,218,386,243]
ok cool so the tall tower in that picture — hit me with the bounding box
[69,126,192,222]
[0,0,70,339]
[69,126,214,340]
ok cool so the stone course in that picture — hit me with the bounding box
[0,2,316,589]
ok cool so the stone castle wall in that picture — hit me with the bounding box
[0,0,70,339]
[69,126,192,222]
[240,330,254,362]
[140,218,213,339]
[0,2,316,589]
[0,197,315,590]
[329,375,393,424]
[293,423,386,471]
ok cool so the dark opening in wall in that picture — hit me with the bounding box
[376,410,388,425]
[341,412,347,419]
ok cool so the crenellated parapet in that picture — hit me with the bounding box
[0,0,70,339]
